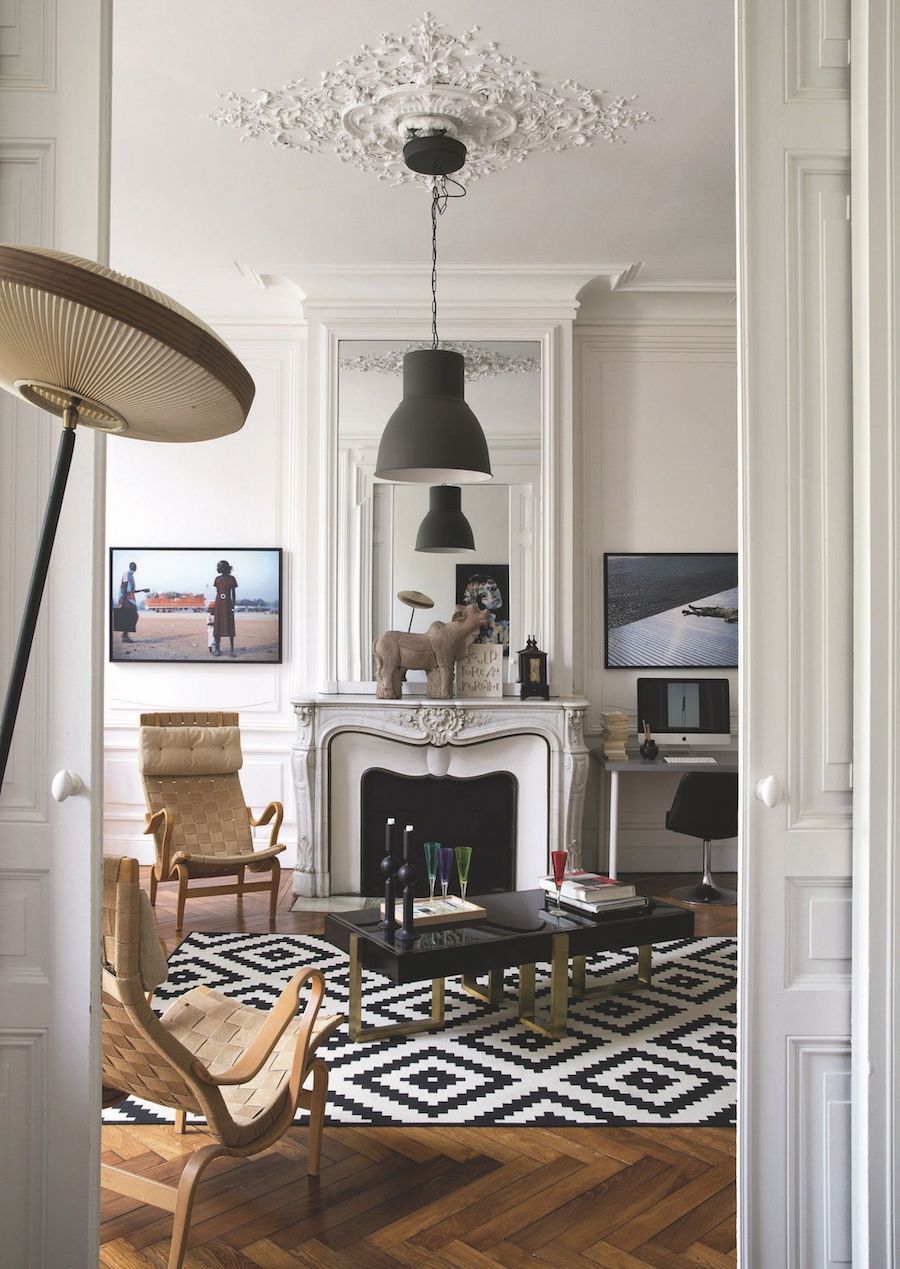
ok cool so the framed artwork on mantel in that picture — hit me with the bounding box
[109,547,283,663]
[456,563,510,654]
[604,552,739,669]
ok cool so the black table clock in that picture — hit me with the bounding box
[518,637,549,700]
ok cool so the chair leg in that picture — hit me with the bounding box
[167,1143,227,1269]
[269,857,281,926]
[306,1060,328,1177]
[174,1109,186,1135]
[236,864,245,898]
[149,867,158,905]
[669,838,737,906]
[175,864,189,932]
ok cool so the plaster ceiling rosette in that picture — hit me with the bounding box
[209,11,653,185]
[339,341,540,380]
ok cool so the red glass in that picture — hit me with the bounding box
[550,850,568,916]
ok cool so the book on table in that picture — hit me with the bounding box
[552,893,651,917]
[538,870,637,903]
[379,895,488,927]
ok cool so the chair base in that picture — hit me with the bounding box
[669,881,737,907]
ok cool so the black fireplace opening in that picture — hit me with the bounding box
[360,768,517,897]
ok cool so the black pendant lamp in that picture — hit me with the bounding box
[375,133,492,484]
[415,485,476,553]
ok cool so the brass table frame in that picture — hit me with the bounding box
[348,933,444,1042]
[572,942,653,1001]
[348,930,654,1043]
[461,968,505,1005]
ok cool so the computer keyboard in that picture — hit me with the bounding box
[663,755,718,764]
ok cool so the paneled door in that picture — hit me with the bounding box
[0,1,111,1264]
[737,0,852,1263]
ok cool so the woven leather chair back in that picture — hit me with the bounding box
[100,856,217,1119]
[139,719,254,859]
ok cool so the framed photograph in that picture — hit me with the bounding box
[456,563,510,653]
[604,552,738,669]
[109,548,282,663]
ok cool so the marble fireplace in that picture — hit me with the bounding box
[290,696,590,897]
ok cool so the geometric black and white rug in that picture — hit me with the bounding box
[102,932,736,1128]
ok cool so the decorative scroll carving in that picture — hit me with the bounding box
[386,706,491,746]
[209,12,652,185]
[341,342,539,379]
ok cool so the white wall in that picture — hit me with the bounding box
[575,316,738,872]
[103,325,306,864]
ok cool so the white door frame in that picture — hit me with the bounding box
[0,1,111,1263]
[851,0,900,1262]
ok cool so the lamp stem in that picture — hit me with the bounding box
[0,404,79,787]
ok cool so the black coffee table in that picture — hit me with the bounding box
[324,889,694,1040]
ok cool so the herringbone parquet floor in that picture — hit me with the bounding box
[100,869,737,1268]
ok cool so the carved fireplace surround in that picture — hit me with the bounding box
[290,695,590,897]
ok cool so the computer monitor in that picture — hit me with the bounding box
[637,677,732,747]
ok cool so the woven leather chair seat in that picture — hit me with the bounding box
[161,987,340,1147]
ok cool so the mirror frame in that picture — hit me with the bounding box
[305,309,576,698]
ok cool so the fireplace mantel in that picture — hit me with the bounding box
[290,694,590,896]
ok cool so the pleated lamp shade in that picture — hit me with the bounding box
[0,244,255,439]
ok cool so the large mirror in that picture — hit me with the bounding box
[336,339,542,687]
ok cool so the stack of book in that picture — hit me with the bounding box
[538,869,649,917]
[601,711,629,761]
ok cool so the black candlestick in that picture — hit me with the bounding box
[403,822,413,863]
[380,817,398,932]
[396,858,418,947]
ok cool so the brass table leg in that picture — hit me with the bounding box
[461,968,504,1005]
[348,933,445,1042]
[518,932,569,1038]
[571,944,653,1002]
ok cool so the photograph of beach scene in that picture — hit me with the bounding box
[604,552,738,668]
[109,548,282,663]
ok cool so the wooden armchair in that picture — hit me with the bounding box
[139,711,285,930]
[101,855,343,1269]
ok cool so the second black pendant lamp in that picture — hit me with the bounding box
[375,133,492,484]
[415,485,476,553]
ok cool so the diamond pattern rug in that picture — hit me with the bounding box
[102,931,736,1127]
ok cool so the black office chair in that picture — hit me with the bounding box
[664,772,738,906]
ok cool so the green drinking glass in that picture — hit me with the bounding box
[455,847,473,904]
[423,842,441,900]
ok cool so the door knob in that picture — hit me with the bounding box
[754,775,782,808]
[51,769,85,802]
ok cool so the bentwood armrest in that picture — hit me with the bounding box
[248,800,284,849]
[144,807,172,874]
[190,967,327,1087]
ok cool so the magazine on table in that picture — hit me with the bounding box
[547,893,651,918]
[538,869,637,903]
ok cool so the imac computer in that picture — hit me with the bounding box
[637,677,732,747]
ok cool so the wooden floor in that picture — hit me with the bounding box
[606,587,739,669]
[100,869,738,1268]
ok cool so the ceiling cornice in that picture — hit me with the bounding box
[263,262,639,317]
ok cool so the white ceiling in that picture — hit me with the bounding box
[110,1,735,297]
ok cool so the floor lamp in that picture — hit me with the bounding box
[0,244,256,786]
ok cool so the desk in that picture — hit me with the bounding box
[591,749,739,878]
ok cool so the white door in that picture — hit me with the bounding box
[737,0,853,1264]
[0,2,111,1264]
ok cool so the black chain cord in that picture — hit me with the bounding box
[429,172,466,351]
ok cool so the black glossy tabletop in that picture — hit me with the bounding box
[324,889,694,985]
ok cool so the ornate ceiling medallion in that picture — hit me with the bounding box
[209,12,653,184]
[340,342,539,380]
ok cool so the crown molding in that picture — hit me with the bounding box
[269,262,637,317]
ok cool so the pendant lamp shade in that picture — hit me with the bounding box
[375,349,492,483]
[0,244,255,440]
[415,485,476,553]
